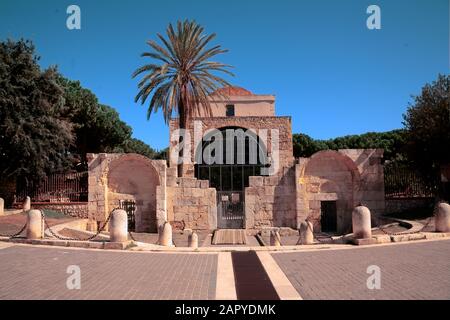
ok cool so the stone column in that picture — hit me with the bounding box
[270,230,281,246]
[159,221,174,246]
[435,202,450,232]
[299,220,314,245]
[23,196,31,212]
[109,209,128,243]
[27,210,43,239]
[352,206,372,239]
[0,197,4,215]
[86,219,98,232]
[188,232,198,249]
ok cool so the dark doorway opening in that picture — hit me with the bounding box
[320,201,337,232]
[195,127,269,229]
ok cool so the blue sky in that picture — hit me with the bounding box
[0,0,448,150]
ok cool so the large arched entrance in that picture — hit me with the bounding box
[107,155,160,233]
[195,127,268,229]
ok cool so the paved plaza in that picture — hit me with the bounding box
[0,239,449,300]
[0,244,217,300]
[273,240,450,300]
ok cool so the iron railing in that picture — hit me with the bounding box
[15,171,88,203]
[384,164,438,199]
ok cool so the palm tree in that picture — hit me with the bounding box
[132,19,234,140]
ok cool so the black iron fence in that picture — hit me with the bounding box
[15,172,88,203]
[384,164,439,199]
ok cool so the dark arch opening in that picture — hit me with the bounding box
[194,126,269,192]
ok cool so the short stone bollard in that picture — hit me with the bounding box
[0,197,4,215]
[299,221,314,245]
[23,196,31,212]
[159,221,174,246]
[188,232,198,249]
[435,202,450,233]
[27,210,43,239]
[270,230,281,246]
[352,205,372,239]
[86,219,98,232]
[109,209,128,243]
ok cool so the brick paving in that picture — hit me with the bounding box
[0,245,217,300]
[0,213,74,237]
[272,239,450,300]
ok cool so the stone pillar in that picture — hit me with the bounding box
[159,221,173,246]
[270,230,281,246]
[352,206,372,239]
[86,219,98,232]
[23,196,31,212]
[0,197,4,215]
[299,220,314,245]
[188,232,198,249]
[435,202,450,232]
[109,209,128,243]
[27,210,43,239]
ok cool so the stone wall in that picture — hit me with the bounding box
[166,177,217,231]
[32,202,88,218]
[340,149,385,216]
[385,197,434,215]
[169,116,294,176]
[87,153,167,232]
[296,149,384,233]
[245,166,297,229]
[165,165,216,231]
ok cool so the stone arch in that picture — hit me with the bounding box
[194,125,268,166]
[107,154,160,232]
[303,150,361,233]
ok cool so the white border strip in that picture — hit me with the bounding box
[215,252,237,300]
[256,251,302,300]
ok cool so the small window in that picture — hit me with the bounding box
[226,104,235,117]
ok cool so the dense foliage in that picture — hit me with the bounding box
[403,74,450,174]
[133,20,233,129]
[0,40,73,180]
[0,39,161,182]
[293,129,406,161]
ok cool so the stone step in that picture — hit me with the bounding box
[212,229,247,245]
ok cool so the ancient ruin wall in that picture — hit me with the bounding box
[87,153,167,232]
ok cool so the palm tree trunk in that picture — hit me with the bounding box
[178,95,187,177]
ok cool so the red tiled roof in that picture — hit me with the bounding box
[211,86,254,96]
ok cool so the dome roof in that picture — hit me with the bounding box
[211,86,254,96]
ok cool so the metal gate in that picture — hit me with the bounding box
[119,200,136,232]
[217,191,245,229]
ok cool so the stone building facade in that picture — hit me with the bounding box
[87,87,385,234]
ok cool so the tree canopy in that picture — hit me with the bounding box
[132,19,233,129]
[293,129,406,161]
[403,74,450,173]
[0,39,161,182]
[0,39,73,180]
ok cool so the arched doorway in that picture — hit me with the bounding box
[107,155,160,233]
[303,150,361,233]
[195,127,269,229]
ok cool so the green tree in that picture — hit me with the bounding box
[57,77,132,160]
[403,74,450,174]
[57,76,158,162]
[132,20,233,175]
[292,130,406,160]
[0,39,73,181]
[293,133,328,158]
[112,138,158,159]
